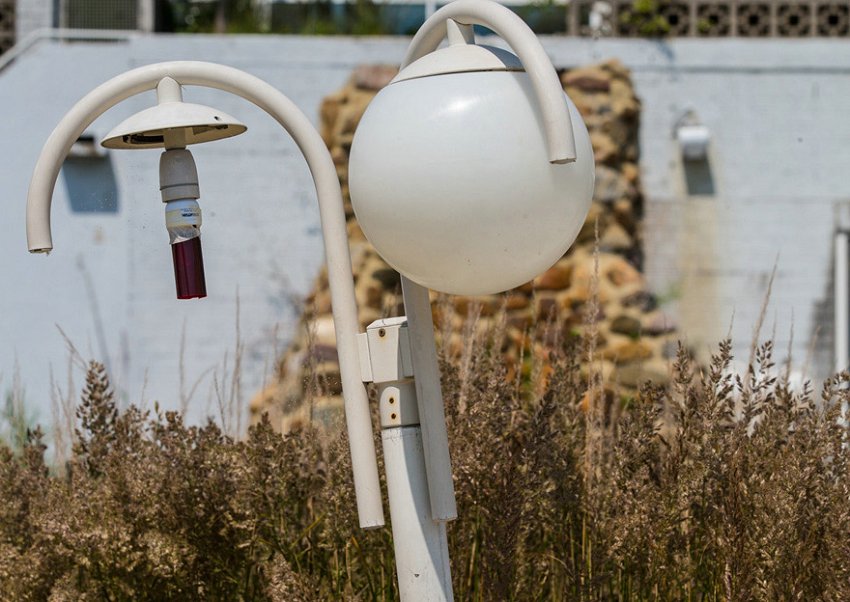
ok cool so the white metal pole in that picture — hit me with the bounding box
[24,61,385,529]
[383,426,453,601]
[835,231,848,375]
[401,277,457,522]
[364,319,454,600]
[401,0,576,164]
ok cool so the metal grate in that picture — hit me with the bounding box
[570,0,850,37]
[0,0,14,55]
[62,0,138,30]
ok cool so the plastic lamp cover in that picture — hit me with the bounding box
[349,68,594,296]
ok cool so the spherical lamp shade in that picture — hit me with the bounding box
[349,70,594,296]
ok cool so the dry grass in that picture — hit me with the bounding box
[1,319,850,599]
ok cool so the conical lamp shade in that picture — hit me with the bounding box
[101,101,246,149]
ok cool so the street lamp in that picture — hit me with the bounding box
[25,0,594,597]
[26,61,386,533]
[348,1,594,600]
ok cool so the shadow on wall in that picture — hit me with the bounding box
[62,155,119,214]
[810,226,839,382]
[683,158,715,196]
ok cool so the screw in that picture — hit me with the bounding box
[391,413,397,420]
[378,328,386,337]
[389,397,395,404]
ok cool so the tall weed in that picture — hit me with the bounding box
[1,328,849,599]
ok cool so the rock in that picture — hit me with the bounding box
[359,307,383,329]
[590,131,619,165]
[453,296,500,317]
[600,118,636,153]
[642,311,678,336]
[576,202,606,244]
[579,302,606,324]
[599,222,633,252]
[347,219,367,241]
[310,344,339,363]
[371,267,400,289]
[613,198,637,234]
[621,162,640,184]
[561,66,612,92]
[610,315,642,337]
[614,360,670,388]
[600,59,631,81]
[621,290,658,312]
[567,89,612,119]
[536,294,560,320]
[352,64,398,91]
[249,383,280,414]
[313,361,343,395]
[251,60,677,427]
[514,280,535,294]
[594,165,634,204]
[319,95,344,143]
[507,310,534,331]
[610,78,640,118]
[309,289,333,315]
[600,254,642,286]
[356,282,383,310]
[534,262,572,290]
[333,103,363,138]
[504,293,530,311]
[559,278,609,306]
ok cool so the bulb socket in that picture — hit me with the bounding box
[172,236,207,299]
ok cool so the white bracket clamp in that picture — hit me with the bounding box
[358,317,420,429]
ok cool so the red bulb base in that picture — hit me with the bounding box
[172,237,207,299]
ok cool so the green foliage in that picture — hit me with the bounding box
[166,0,263,33]
[268,0,386,36]
[619,0,672,37]
[2,332,850,600]
[164,0,389,36]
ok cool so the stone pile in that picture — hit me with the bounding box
[250,60,678,431]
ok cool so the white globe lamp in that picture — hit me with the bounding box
[349,7,595,295]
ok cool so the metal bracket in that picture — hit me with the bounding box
[377,381,420,428]
[357,317,415,384]
[359,318,421,429]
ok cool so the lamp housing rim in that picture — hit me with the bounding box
[101,101,247,149]
[391,43,523,84]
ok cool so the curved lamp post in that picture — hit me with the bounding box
[26,0,594,597]
[348,0,594,599]
[25,61,385,530]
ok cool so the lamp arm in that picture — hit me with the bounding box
[26,61,385,529]
[401,0,576,164]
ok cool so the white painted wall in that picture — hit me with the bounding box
[1,34,848,433]
[0,34,408,429]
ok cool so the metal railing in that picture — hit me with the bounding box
[0,28,138,73]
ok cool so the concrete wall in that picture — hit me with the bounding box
[0,34,408,428]
[15,0,52,41]
[2,34,848,429]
